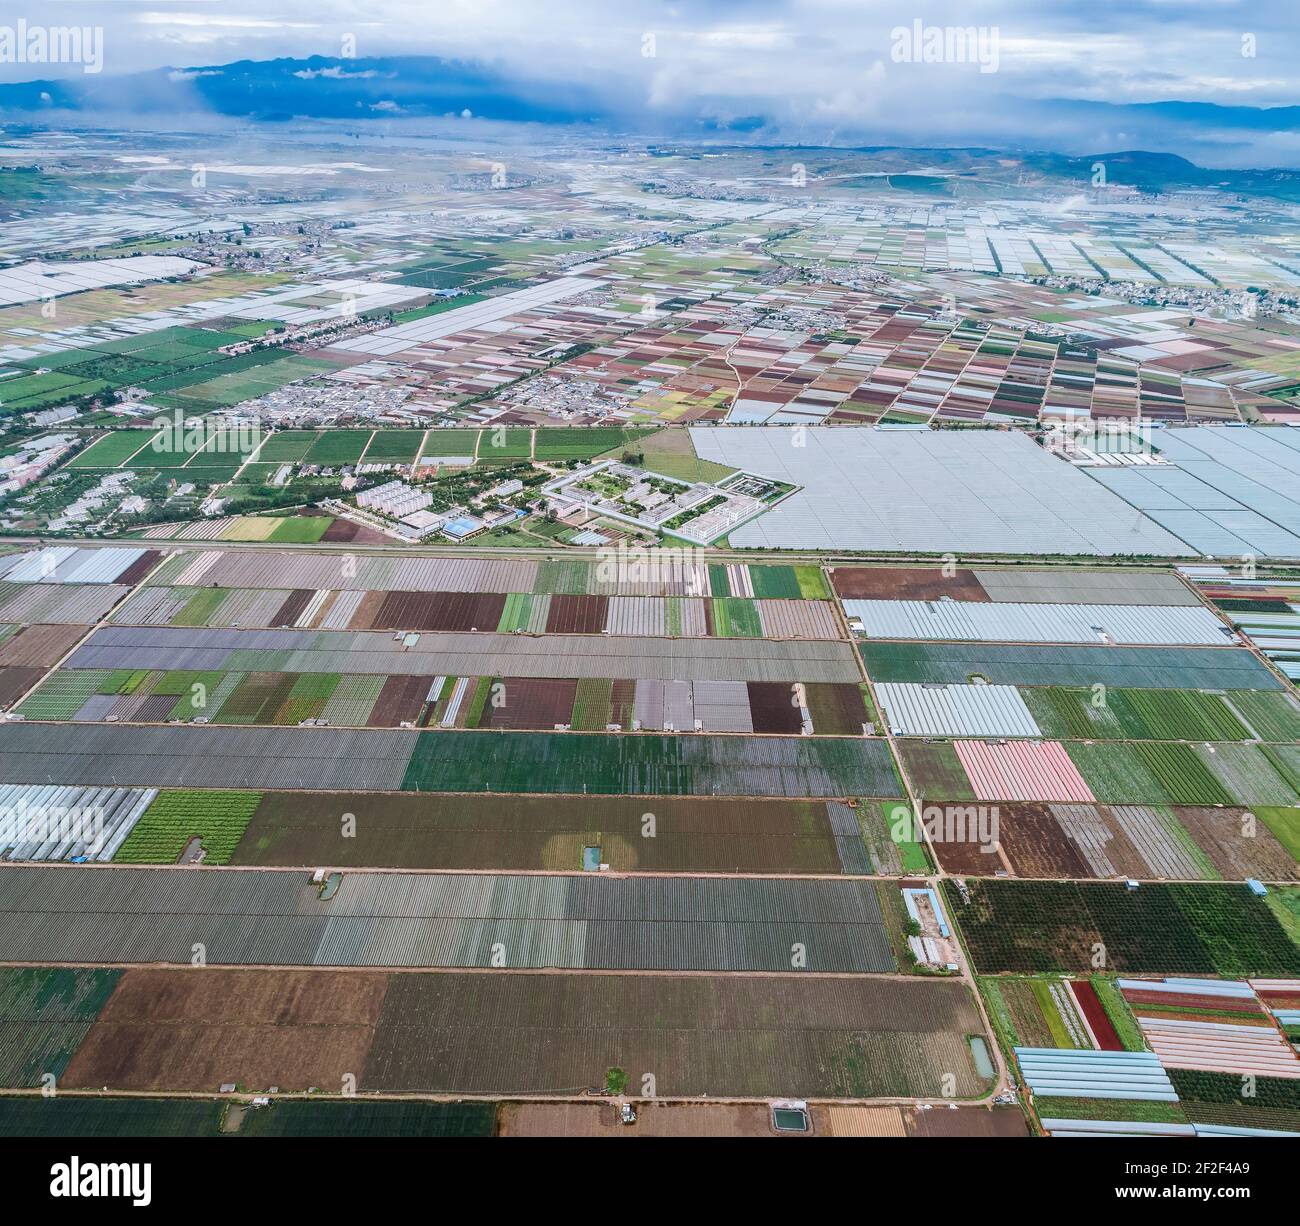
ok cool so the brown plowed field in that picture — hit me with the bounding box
[0,623,89,667]
[373,591,505,632]
[995,804,1094,878]
[0,666,44,708]
[232,792,847,874]
[610,679,636,728]
[483,677,577,730]
[362,972,990,1099]
[39,968,992,1100]
[906,1106,1029,1137]
[500,1101,803,1137]
[270,589,313,628]
[927,802,1298,882]
[346,590,388,630]
[805,683,870,735]
[499,1101,1029,1138]
[747,681,804,734]
[321,519,388,545]
[114,550,163,587]
[61,969,389,1093]
[830,567,988,601]
[367,674,435,726]
[1174,807,1297,881]
[545,594,608,635]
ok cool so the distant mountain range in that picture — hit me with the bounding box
[0,55,606,126]
[2,53,1299,185]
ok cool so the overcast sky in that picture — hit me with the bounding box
[6,2,1299,161]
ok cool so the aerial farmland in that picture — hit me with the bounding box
[3,25,1300,1161]
[0,533,1297,1146]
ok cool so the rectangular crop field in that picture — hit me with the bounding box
[362,971,993,1099]
[114,790,263,865]
[232,792,868,875]
[60,968,389,1093]
[945,880,1300,976]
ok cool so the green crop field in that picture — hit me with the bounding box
[1257,808,1300,860]
[66,430,161,468]
[946,879,1300,976]
[236,1099,497,1137]
[477,428,532,459]
[254,430,320,462]
[401,730,902,798]
[897,740,977,801]
[855,800,930,873]
[858,642,1283,690]
[167,354,331,409]
[267,516,332,543]
[534,426,655,461]
[710,597,762,638]
[361,431,425,462]
[418,428,480,459]
[1021,687,1252,742]
[1170,1070,1300,1133]
[4,327,320,419]
[1063,741,1280,806]
[303,429,372,465]
[0,967,122,1089]
[0,1096,226,1137]
[115,790,264,865]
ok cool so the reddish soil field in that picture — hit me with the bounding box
[995,805,1093,878]
[374,591,505,632]
[830,566,989,601]
[1132,1006,1272,1027]
[609,679,636,728]
[484,677,578,730]
[114,550,164,587]
[1070,980,1124,1050]
[1121,989,1265,1015]
[1256,989,1300,1008]
[926,804,1091,878]
[367,674,435,726]
[61,969,389,1093]
[321,519,389,545]
[270,589,313,628]
[545,594,609,635]
[747,681,805,734]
